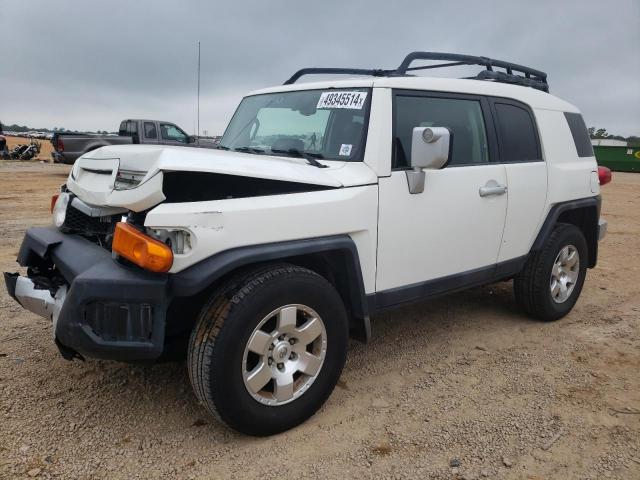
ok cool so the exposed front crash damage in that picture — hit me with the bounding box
[6,227,169,361]
[3,143,379,362]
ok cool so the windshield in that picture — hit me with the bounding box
[219,88,371,161]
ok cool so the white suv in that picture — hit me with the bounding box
[5,52,609,435]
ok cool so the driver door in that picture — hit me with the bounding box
[375,91,507,300]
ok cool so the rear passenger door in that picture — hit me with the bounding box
[489,99,547,263]
[376,91,508,297]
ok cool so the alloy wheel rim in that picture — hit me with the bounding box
[550,244,580,304]
[242,304,327,406]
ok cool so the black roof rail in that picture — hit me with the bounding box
[283,51,549,92]
[283,68,395,85]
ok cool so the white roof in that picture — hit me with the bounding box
[248,76,578,112]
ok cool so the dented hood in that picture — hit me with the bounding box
[66,144,377,211]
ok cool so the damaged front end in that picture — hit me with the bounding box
[5,225,169,362]
[3,143,374,362]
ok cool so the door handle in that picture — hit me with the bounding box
[479,181,507,197]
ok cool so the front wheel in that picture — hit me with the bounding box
[188,264,348,436]
[514,223,588,321]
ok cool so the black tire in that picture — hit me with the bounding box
[187,264,349,436]
[514,223,588,321]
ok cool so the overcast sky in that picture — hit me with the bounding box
[1,0,638,136]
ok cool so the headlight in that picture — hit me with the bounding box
[52,192,70,227]
[114,170,146,190]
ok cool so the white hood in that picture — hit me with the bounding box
[66,145,377,211]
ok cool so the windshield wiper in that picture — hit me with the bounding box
[271,148,328,168]
[233,146,265,154]
[215,145,230,150]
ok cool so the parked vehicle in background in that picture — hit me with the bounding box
[8,140,42,160]
[5,52,610,436]
[51,119,211,164]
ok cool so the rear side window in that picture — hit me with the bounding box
[564,112,594,157]
[494,103,540,162]
[144,122,157,139]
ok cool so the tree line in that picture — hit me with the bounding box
[589,127,639,146]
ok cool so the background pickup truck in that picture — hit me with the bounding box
[51,119,215,164]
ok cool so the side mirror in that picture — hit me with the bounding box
[188,135,197,144]
[406,127,451,194]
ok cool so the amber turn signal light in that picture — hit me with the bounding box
[50,194,59,213]
[112,222,173,273]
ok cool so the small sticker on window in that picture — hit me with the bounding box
[317,91,367,110]
[339,144,352,156]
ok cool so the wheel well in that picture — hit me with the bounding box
[556,206,599,268]
[165,248,369,352]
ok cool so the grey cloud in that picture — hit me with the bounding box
[1,0,638,136]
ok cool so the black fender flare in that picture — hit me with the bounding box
[170,235,371,340]
[530,196,601,267]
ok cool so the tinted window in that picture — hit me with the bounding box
[494,103,540,162]
[564,112,594,157]
[394,95,489,168]
[160,124,188,143]
[144,122,157,139]
[126,121,137,134]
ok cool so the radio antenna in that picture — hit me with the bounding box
[197,41,201,145]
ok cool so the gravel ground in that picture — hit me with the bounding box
[0,161,638,479]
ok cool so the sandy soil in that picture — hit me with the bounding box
[0,162,638,479]
[4,136,54,162]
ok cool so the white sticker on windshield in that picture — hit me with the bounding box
[317,91,368,110]
[339,144,352,156]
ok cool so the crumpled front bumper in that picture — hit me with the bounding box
[4,227,169,362]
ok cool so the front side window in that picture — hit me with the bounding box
[161,124,188,143]
[219,88,371,161]
[393,94,489,168]
[494,103,540,162]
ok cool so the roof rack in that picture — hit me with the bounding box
[283,51,549,92]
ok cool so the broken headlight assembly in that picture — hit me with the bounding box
[146,228,193,255]
[114,170,146,191]
[52,192,70,227]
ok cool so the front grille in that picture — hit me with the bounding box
[62,205,115,236]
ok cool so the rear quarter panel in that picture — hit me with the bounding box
[534,108,598,226]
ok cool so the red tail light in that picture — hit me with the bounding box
[56,137,64,152]
[598,166,612,186]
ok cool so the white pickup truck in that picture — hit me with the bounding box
[5,52,609,436]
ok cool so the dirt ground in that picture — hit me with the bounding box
[4,136,54,162]
[0,161,638,480]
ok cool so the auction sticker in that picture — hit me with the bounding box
[317,91,367,109]
[339,144,353,156]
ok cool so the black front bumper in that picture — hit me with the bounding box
[7,227,169,362]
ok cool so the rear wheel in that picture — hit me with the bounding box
[514,223,588,321]
[188,264,348,436]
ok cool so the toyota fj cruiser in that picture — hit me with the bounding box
[4,52,610,436]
